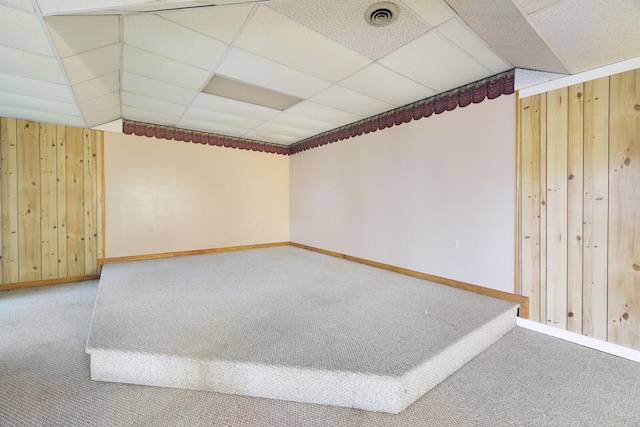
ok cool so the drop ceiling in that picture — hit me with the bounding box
[0,0,639,145]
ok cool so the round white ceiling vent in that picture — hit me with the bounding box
[365,2,399,27]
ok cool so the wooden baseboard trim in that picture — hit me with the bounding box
[98,242,290,266]
[289,242,530,319]
[0,275,101,292]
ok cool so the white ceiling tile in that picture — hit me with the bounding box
[254,122,315,139]
[123,72,196,105]
[242,130,299,145]
[122,105,180,126]
[0,91,79,116]
[191,93,280,122]
[122,91,187,116]
[0,0,34,12]
[514,68,566,90]
[0,105,84,127]
[124,14,228,71]
[46,15,119,58]
[0,72,74,103]
[311,85,394,117]
[72,71,120,103]
[378,31,489,92]
[201,0,261,4]
[402,0,454,27]
[460,13,548,50]
[0,46,65,84]
[444,0,522,16]
[62,43,120,85]
[286,100,362,126]
[91,118,122,133]
[529,0,640,73]
[437,19,511,73]
[514,0,563,14]
[159,4,252,43]
[182,107,262,129]
[339,63,436,106]
[84,105,121,128]
[0,5,53,56]
[269,113,335,133]
[492,46,567,74]
[36,0,154,15]
[269,0,429,60]
[217,48,331,98]
[176,117,248,137]
[79,91,119,117]
[236,6,371,81]
[123,45,211,90]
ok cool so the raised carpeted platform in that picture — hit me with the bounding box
[86,246,517,414]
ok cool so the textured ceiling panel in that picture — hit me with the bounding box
[491,45,567,74]
[159,5,252,43]
[311,85,394,117]
[514,68,566,90]
[444,0,522,16]
[61,43,120,85]
[269,113,335,134]
[84,105,120,127]
[122,91,187,116]
[253,122,315,139]
[72,72,120,103]
[123,45,211,90]
[122,105,180,126]
[0,0,34,12]
[513,0,562,14]
[286,100,363,126]
[236,6,371,82]
[36,0,154,15]
[182,107,262,129]
[124,14,228,70]
[0,92,79,116]
[437,19,511,74]
[339,63,436,107]
[243,130,299,145]
[528,0,640,73]
[46,15,119,58]
[176,117,249,137]
[217,48,332,98]
[0,46,66,84]
[191,93,280,122]
[78,91,119,116]
[402,0,454,27]
[378,31,488,92]
[459,14,548,49]
[0,105,84,127]
[0,5,53,55]
[270,0,429,60]
[122,72,196,105]
[0,72,74,103]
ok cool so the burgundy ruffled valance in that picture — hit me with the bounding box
[122,121,290,155]
[289,70,515,154]
[122,70,514,156]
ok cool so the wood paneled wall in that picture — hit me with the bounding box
[0,117,103,288]
[519,68,640,350]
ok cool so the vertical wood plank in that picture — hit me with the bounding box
[83,130,94,275]
[539,93,548,322]
[567,83,584,333]
[1,117,19,284]
[520,95,541,322]
[56,125,68,278]
[546,87,569,328]
[66,126,85,277]
[40,122,58,279]
[608,69,640,350]
[17,120,41,282]
[583,77,610,340]
[91,131,100,271]
[96,131,104,261]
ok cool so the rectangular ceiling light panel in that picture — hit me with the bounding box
[203,75,303,111]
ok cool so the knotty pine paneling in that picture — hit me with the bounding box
[0,117,103,286]
[519,68,640,350]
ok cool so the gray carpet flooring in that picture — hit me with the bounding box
[2,279,640,425]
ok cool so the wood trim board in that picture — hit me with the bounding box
[0,275,100,291]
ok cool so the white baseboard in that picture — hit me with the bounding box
[516,318,640,363]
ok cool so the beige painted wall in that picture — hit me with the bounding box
[104,133,289,258]
[290,95,516,292]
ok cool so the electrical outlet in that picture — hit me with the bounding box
[146,225,152,232]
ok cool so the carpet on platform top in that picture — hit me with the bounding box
[2,280,640,425]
